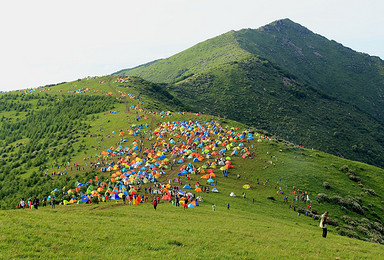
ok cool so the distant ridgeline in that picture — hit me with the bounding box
[115,19,384,168]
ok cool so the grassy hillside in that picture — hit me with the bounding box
[168,56,384,168]
[0,76,185,208]
[114,31,252,83]
[1,200,384,259]
[114,19,384,169]
[1,76,384,258]
[234,18,384,122]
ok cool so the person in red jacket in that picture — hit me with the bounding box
[153,199,157,210]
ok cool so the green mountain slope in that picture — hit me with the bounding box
[117,19,384,122]
[114,31,252,83]
[234,18,384,122]
[115,19,384,168]
[1,76,384,251]
[168,56,384,168]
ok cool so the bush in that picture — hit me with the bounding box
[339,228,359,239]
[267,196,275,200]
[323,182,331,189]
[363,188,377,196]
[339,165,349,172]
[317,193,329,202]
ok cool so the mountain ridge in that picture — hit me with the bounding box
[114,19,384,167]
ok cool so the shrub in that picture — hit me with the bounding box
[339,228,359,239]
[323,182,331,189]
[317,193,329,202]
[267,196,275,200]
[339,165,349,172]
[362,188,377,196]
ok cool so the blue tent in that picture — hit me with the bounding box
[183,184,191,189]
[110,194,120,200]
[82,196,89,203]
[211,188,219,193]
[207,178,214,183]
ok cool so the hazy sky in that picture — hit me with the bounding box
[1,0,383,91]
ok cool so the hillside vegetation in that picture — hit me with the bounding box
[168,56,384,168]
[115,19,384,168]
[0,76,384,259]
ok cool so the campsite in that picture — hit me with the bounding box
[0,75,384,258]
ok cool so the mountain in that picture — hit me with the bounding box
[168,56,384,167]
[116,19,384,122]
[115,19,384,168]
[1,76,384,249]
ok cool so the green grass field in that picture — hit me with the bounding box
[1,200,383,259]
[1,75,384,258]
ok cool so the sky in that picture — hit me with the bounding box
[0,0,383,91]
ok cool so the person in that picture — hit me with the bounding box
[122,194,126,204]
[153,199,157,210]
[20,198,26,209]
[42,197,47,207]
[33,197,39,210]
[319,211,329,238]
[212,204,216,211]
[227,203,230,210]
[51,197,56,208]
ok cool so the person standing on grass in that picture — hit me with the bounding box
[227,203,230,210]
[153,199,157,210]
[319,211,329,238]
[20,198,26,209]
[51,197,56,209]
[33,197,39,210]
[212,204,216,211]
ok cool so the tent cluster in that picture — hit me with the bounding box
[67,88,92,94]
[45,117,273,208]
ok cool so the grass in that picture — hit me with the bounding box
[1,75,384,258]
[1,199,383,259]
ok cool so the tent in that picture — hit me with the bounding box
[207,178,214,183]
[161,194,170,200]
[110,193,120,200]
[243,184,251,189]
[190,200,199,206]
[183,184,191,189]
[230,192,236,197]
[195,188,202,192]
[211,188,219,193]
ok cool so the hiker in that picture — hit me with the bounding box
[51,197,56,208]
[20,198,26,209]
[319,211,329,238]
[227,203,230,210]
[122,194,126,204]
[42,197,47,207]
[212,204,216,211]
[153,199,157,210]
[33,197,39,210]
[183,201,188,210]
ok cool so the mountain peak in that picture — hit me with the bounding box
[259,18,311,35]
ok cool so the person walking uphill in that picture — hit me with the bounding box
[319,211,329,238]
[153,199,158,210]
